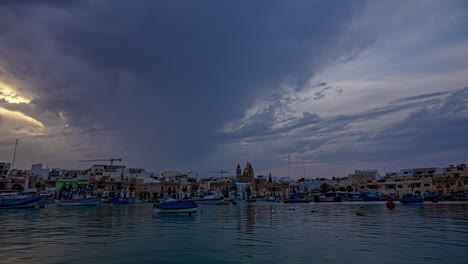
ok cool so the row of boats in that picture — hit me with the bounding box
[0,191,147,209]
[0,190,429,211]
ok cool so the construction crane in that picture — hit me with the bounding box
[77,158,122,166]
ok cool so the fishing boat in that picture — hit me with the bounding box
[314,194,342,202]
[363,196,382,201]
[284,195,310,203]
[193,193,224,204]
[344,194,364,201]
[153,200,197,214]
[0,193,42,209]
[400,195,424,203]
[246,198,258,202]
[55,190,102,206]
[108,197,132,204]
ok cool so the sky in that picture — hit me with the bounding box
[0,0,467,178]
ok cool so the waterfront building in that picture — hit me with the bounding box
[28,164,50,178]
[87,165,126,182]
[0,162,11,178]
[342,169,380,191]
[432,164,468,195]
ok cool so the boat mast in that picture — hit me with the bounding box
[287,154,290,178]
[11,139,18,173]
[303,156,305,178]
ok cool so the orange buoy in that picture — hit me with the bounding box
[386,201,395,209]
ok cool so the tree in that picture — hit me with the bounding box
[346,185,353,193]
[268,173,272,183]
[35,181,42,191]
[320,183,330,194]
[246,186,252,198]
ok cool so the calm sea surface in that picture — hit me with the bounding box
[1,201,467,264]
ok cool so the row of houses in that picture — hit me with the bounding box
[1,162,467,199]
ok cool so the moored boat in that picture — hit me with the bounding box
[55,190,102,206]
[153,200,197,214]
[193,193,224,204]
[315,194,342,202]
[0,193,42,209]
[400,195,424,203]
[108,197,132,204]
[284,196,310,203]
[363,196,382,201]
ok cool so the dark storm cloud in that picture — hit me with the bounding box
[0,0,371,169]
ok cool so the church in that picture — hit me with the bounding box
[235,162,254,183]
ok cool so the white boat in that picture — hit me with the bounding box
[193,193,224,204]
[153,200,197,214]
[55,190,102,206]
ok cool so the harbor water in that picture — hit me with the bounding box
[1,202,467,264]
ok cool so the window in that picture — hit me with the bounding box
[397,185,403,188]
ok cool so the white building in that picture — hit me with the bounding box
[28,164,50,177]
[0,162,11,177]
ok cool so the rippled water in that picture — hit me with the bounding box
[1,201,467,264]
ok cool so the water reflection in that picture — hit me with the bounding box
[0,202,468,263]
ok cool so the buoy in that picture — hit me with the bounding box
[386,201,395,209]
[432,198,439,203]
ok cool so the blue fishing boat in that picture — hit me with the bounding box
[363,196,382,201]
[284,195,310,203]
[55,190,102,206]
[153,200,197,214]
[0,194,42,209]
[400,195,424,203]
[108,197,132,204]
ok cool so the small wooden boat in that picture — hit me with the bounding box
[314,195,342,202]
[363,196,382,201]
[400,196,424,203]
[284,198,310,203]
[246,198,258,202]
[108,197,132,204]
[193,193,224,204]
[55,190,102,206]
[0,195,42,209]
[153,200,197,214]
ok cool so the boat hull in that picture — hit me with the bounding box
[193,198,224,204]
[153,200,197,214]
[153,207,198,214]
[400,197,424,203]
[315,196,342,202]
[363,196,382,201]
[284,199,310,203]
[55,198,102,206]
[0,196,42,209]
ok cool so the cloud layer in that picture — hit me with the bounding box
[0,0,467,177]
